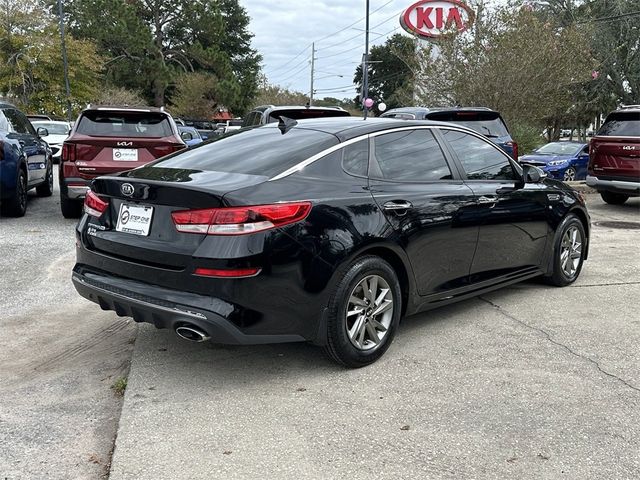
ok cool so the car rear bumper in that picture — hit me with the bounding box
[72,265,307,345]
[586,175,640,196]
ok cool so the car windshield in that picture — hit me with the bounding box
[535,143,582,155]
[267,109,350,123]
[597,111,640,136]
[425,111,509,137]
[76,111,173,137]
[153,126,339,177]
[33,122,69,135]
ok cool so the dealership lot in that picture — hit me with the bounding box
[110,196,638,479]
[0,169,638,479]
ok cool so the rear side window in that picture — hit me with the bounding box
[372,129,452,182]
[267,109,350,123]
[342,139,369,177]
[426,111,509,138]
[76,111,173,137]
[442,129,516,180]
[597,111,640,137]
[153,126,339,177]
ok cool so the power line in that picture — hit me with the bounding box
[313,0,396,44]
[317,26,400,61]
[268,44,311,73]
[574,10,640,24]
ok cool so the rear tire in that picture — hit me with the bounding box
[324,256,402,368]
[1,169,28,217]
[544,214,586,287]
[600,191,628,205]
[60,193,83,218]
[36,163,54,197]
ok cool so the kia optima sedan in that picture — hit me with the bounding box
[72,118,590,367]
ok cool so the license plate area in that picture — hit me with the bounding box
[113,148,138,161]
[115,203,153,236]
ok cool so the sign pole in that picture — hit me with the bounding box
[309,42,315,106]
[57,0,72,123]
[363,0,370,119]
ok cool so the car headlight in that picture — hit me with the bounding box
[547,159,568,166]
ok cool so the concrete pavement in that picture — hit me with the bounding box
[109,195,640,480]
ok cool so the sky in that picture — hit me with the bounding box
[241,0,406,99]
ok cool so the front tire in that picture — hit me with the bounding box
[600,191,628,205]
[544,214,586,287]
[562,167,576,182]
[325,256,402,368]
[1,169,28,217]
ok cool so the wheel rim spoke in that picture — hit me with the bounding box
[345,274,395,351]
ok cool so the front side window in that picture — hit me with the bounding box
[441,129,516,180]
[372,129,452,182]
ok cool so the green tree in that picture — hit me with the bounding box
[65,0,261,112]
[353,33,417,111]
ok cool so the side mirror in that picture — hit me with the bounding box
[37,127,49,137]
[522,164,547,183]
[180,131,193,141]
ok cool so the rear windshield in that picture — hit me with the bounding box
[76,111,173,137]
[267,109,350,123]
[425,111,509,137]
[153,126,339,177]
[597,111,640,137]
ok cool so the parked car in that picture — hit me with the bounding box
[224,119,243,133]
[587,106,640,204]
[177,126,204,147]
[242,105,350,127]
[519,142,589,181]
[31,120,71,163]
[72,117,590,367]
[0,103,53,216]
[59,106,186,218]
[27,114,52,122]
[381,107,518,159]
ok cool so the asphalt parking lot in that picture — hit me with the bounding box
[1,169,639,479]
[110,195,639,479]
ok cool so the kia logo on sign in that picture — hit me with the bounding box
[121,183,135,197]
[401,0,475,39]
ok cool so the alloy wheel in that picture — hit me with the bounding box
[560,226,582,278]
[345,275,394,351]
[18,173,27,212]
[563,168,576,182]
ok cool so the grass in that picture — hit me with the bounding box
[112,377,128,396]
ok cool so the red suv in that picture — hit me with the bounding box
[587,106,640,204]
[60,106,185,217]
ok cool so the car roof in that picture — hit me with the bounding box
[254,105,347,112]
[259,117,479,141]
[82,105,170,114]
[384,106,496,115]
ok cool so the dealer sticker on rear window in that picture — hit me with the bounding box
[115,204,153,236]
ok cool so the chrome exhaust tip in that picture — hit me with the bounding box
[175,325,211,343]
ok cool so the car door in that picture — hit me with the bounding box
[576,144,590,179]
[4,108,48,186]
[368,127,479,296]
[438,127,550,283]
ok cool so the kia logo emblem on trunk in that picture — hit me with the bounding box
[121,183,135,197]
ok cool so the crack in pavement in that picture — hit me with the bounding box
[479,297,640,394]
[569,281,640,288]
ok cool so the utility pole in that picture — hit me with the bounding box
[57,0,72,123]
[363,0,370,119]
[309,43,315,106]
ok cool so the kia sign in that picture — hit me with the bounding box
[400,0,475,39]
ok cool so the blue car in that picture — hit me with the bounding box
[519,142,589,182]
[177,126,204,147]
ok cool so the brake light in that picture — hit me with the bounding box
[62,143,76,162]
[194,267,261,278]
[84,190,109,217]
[171,202,312,235]
[506,141,518,160]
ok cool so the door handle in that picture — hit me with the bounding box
[383,200,413,211]
[477,195,498,205]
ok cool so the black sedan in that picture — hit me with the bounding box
[72,118,590,367]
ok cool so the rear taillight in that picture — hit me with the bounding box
[151,145,185,158]
[62,143,76,162]
[506,141,518,160]
[84,190,109,218]
[171,202,312,235]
